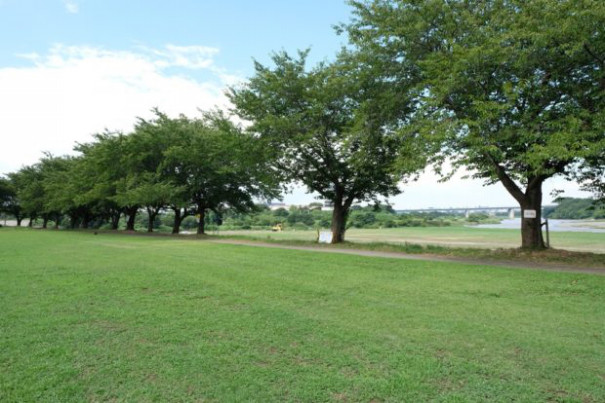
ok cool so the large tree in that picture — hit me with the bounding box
[345,0,605,248]
[229,51,426,242]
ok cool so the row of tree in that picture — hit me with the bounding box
[0,111,279,234]
[1,0,604,248]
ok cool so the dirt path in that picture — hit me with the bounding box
[210,239,605,276]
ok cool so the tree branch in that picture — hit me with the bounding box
[485,153,525,204]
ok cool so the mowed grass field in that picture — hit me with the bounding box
[1,229,604,401]
[220,226,605,253]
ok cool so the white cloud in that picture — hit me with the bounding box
[63,0,78,14]
[145,44,219,69]
[0,44,239,174]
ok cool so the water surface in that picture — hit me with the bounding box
[472,219,605,233]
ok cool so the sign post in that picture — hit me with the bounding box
[318,231,333,244]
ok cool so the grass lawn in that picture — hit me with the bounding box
[220,226,605,254]
[1,228,604,401]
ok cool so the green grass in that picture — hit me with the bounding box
[220,234,605,269]
[220,226,605,254]
[1,228,605,401]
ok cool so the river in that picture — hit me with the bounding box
[472,218,605,233]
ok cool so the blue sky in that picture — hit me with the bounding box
[0,0,349,74]
[0,0,591,208]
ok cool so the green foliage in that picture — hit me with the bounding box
[3,110,278,233]
[161,111,279,217]
[229,51,428,241]
[220,204,466,230]
[546,197,605,219]
[344,0,605,248]
[0,177,20,220]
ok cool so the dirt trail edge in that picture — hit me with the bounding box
[210,239,605,276]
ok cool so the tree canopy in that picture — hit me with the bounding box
[3,110,278,234]
[229,51,427,242]
[344,0,605,248]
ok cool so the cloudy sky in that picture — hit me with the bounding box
[0,0,592,208]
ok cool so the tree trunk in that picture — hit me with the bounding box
[172,207,183,234]
[146,207,158,233]
[520,183,545,249]
[70,213,78,229]
[125,207,137,231]
[28,216,35,227]
[330,196,351,243]
[197,206,206,235]
[42,215,49,229]
[110,211,121,230]
[16,216,22,226]
[489,159,547,250]
[54,214,61,229]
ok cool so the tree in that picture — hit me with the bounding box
[0,177,23,225]
[74,132,133,230]
[229,51,426,242]
[132,111,195,234]
[9,164,46,227]
[162,112,279,235]
[546,197,602,219]
[345,0,605,249]
[575,151,605,203]
[41,155,82,229]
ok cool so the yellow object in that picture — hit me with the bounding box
[271,223,283,232]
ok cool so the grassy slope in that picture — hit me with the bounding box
[220,226,605,253]
[1,228,604,401]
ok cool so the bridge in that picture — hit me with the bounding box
[396,206,556,219]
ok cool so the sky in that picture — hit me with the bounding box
[0,0,593,209]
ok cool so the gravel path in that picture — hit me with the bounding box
[210,239,605,276]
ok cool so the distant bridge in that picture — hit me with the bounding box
[396,205,556,219]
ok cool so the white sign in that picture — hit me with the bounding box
[318,231,333,244]
[523,209,537,218]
